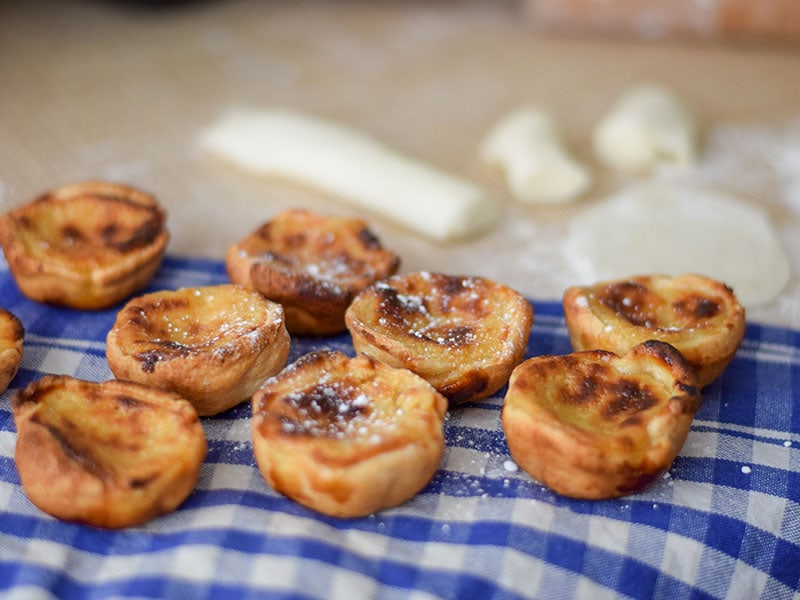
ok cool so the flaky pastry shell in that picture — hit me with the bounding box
[226,208,400,336]
[0,181,169,309]
[502,340,701,500]
[12,375,206,528]
[345,272,533,404]
[251,350,448,518]
[0,308,24,394]
[107,284,290,416]
[563,274,745,387]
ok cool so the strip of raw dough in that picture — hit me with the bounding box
[564,182,791,306]
[198,108,498,242]
[592,83,698,173]
[481,107,592,204]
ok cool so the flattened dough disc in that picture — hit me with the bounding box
[565,182,791,306]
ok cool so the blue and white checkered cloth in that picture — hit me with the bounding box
[1,255,798,599]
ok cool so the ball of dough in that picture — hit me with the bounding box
[592,83,698,173]
[481,107,592,204]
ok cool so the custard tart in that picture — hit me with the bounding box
[345,272,533,404]
[12,375,206,528]
[563,274,745,387]
[251,350,448,518]
[0,308,24,393]
[226,208,400,336]
[502,340,701,500]
[107,284,290,416]
[0,181,169,309]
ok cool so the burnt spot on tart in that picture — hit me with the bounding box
[371,275,487,346]
[439,370,489,405]
[2,363,18,384]
[600,379,659,419]
[615,466,664,495]
[113,394,148,411]
[672,295,721,322]
[12,382,42,411]
[17,188,167,260]
[356,226,382,250]
[61,224,86,245]
[596,278,726,331]
[136,342,194,373]
[30,412,112,482]
[598,280,659,327]
[255,351,375,440]
[128,473,159,489]
[123,297,191,332]
[531,354,660,423]
[103,213,165,254]
[271,381,373,439]
[373,282,429,328]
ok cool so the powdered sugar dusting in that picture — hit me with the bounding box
[128,286,279,361]
[276,378,399,442]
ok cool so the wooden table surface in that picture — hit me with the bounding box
[1,0,799,327]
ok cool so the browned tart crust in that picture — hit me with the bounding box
[0,308,24,393]
[563,274,745,387]
[107,284,290,416]
[502,340,701,500]
[12,375,206,528]
[226,208,400,336]
[345,272,533,404]
[251,350,448,518]
[0,181,169,310]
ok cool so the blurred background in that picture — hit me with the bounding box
[1,0,799,324]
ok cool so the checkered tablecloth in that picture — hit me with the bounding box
[1,255,798,599]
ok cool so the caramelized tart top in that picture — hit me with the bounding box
[253,350,448,460]
[346,271,533,403]
[2,181,167,273]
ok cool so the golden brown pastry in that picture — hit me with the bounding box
[0,308,24,394]
[0,181,169,310]
[12,375,206,528]
[345,272,533,404]
[563,274,745,387]
[226,208,400,336]
[502,340,701,500]
[251,350,448,518]
[107,284,290,416]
